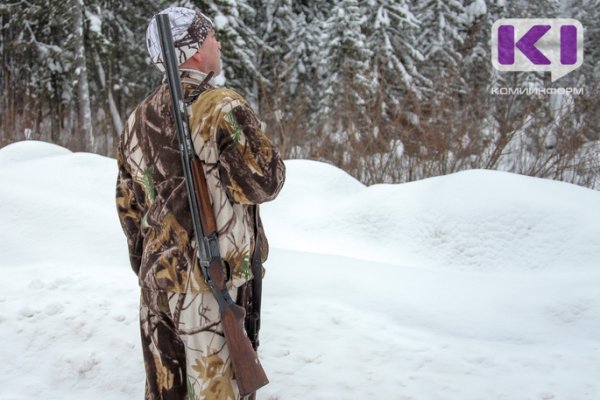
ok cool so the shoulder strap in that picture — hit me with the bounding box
[246,204,264,350]
[183,71,214,106]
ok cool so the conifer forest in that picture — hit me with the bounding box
[1,0,598,187]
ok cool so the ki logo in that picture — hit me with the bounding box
[491,19,584,82]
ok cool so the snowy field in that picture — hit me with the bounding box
[0,140,599,400]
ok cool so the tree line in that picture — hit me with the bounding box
[1,0,598,188]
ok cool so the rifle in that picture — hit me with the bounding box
[156,14,269,396]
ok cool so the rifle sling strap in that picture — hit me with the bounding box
[248,204,263,350]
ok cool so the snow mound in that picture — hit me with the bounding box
[0,143,125,267]
[282,159,365,195]
[263,162,600,272]
[0,140,72,165]
[1,142,598,274]
[0,142,599,400]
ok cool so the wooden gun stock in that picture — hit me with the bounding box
[191,159,216,233]
[220,279,269,395]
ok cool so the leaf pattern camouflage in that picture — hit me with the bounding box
[115,69,285,293]
[116,69,285,399]
[140,286,247,399]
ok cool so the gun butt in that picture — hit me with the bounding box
[221,305,269,396]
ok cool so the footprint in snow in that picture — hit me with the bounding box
[19,307,38,318]
[113,314,126,322]
[45,303,65,316]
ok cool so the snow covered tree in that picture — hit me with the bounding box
[83,0,167,153]
[211,0,264,103]
[318,0,373,142]
[569,0,600,84]
[256,0,319,156]
[281,8,324,150]
[0,1,75,146]
[413,0,467,96]
[260,0,295,80]
[562,0,600,146]
[1,0,597,187]
[287,2,327,99]
[366,0,427,103]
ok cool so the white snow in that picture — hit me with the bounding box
[86,12,103,35]
[0,140,71,165]
[214,14,229,30]
[267,161,600,272]
[0,140,599,400]
[465,0,487,23]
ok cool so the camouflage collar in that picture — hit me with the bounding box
[179,69,215,105]
[160,69,215,87]
[180,69,215,85]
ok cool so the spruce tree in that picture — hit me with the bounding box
[211,0,264,104]
[566,0,600,143]
[1,1,74,145]
[413,0,466,95]
[570,0,600,83]
[84,0,168,153]
[318,0,372,141]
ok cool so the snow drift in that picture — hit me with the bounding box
[265,159,600,272]
[0,140,598,400]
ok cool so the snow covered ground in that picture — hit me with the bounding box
[0,140,598,400]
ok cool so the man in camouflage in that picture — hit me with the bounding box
[115,7,285,399]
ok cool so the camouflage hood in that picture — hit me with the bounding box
[116,70,285,293]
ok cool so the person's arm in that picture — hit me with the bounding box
[115,145,144,275]
[216,101,286,205]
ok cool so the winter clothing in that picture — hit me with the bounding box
[116,68,285,399]
[116,69,285,293]
[140,286,243,399]
[146,7,214,72]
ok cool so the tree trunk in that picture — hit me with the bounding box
[94,53,123,137]
[71,0,94,152]
[1,12,14,147]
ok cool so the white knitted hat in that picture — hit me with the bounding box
[146,6,214,72]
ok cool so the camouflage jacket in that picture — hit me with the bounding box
[116,70,285,293]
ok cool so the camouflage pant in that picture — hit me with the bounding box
[140,287,247,400]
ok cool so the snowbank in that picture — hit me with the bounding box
[265,160,600,272]
[0,141,598,400]
[0,140,71,165]
[0,141,125,268]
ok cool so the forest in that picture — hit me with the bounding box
[1,0,598,187]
